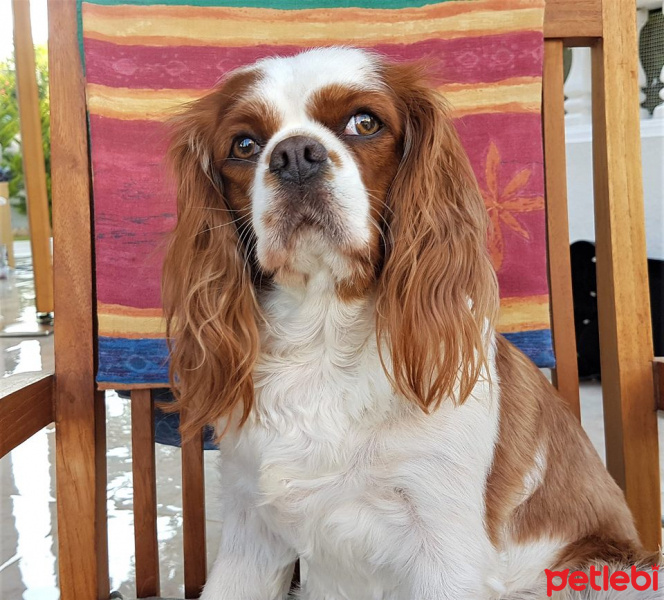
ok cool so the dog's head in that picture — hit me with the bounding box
[163,47,498,437]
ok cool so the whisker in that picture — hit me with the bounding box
[369,215,391,256]
[221,157,261,166]
[236,222,257,283]
[364,191,396,217]
[377,211,395,241]
[194,205,252,214]
[197,216,247,236]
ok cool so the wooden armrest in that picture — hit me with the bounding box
[655,358,664,411]
[0,373,54,458]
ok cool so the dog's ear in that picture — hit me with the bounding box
[162,80,259,440]
[376,65,499,411]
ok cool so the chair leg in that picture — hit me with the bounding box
[182,423,207,599]
[55,390,109,599]
[131,389,160,598]
[49,0,111,593]
[543,39,581,419]
[591,0,662,551]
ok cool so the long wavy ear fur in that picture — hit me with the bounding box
[376,65,499,411]
[162,84,259,441]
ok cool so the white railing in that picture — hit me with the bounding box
[564,2,663,123]
[564,2,664,260]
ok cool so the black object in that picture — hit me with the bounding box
[570,240,664,380]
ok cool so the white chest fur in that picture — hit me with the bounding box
[214,277,503,599]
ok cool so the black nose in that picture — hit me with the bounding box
[269,135,328,184]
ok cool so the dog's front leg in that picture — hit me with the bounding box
[201,496,297,600]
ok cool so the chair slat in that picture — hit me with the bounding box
[542,39,582,420]
[544,0,602,43]
[655,359,664,412]
[591,0,661,551]
[131,389,160,597]
[182,424,207,598]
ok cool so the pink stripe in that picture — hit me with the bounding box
[95,232,169,309]
[458,113,544,198]
[456,112,548,298]
[89,116,171,215]
[90,116,173,307]
[84,31,543,90]
[497,210,548,299]
[90,111,547,308]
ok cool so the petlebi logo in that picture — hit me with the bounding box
[545,565,660,597]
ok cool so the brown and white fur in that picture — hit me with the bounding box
[162,48,659,599]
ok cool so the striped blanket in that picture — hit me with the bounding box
[78,0,553,388]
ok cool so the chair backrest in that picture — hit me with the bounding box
[82,3,555,391]
[42,0,660,598]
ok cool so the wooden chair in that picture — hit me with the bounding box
[0,0,661,598]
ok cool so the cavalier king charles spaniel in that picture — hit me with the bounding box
[162,48,657,599]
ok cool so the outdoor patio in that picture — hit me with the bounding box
[2,241,664,599]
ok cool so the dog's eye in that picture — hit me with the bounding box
[231,136,260,159]
[344,113,382,137]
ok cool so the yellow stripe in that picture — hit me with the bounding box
[82,0,536,24]
[86,85,205,121]
[98,303,164,318]
[497,294,551,333]
[97,381,168,390]
[441,76,538,91]
[451,101,539,118]
[82,7,543,47]
[86,79,541,121]
[97,295,550,338]
[443,79,541,116]
[98,305,166,338]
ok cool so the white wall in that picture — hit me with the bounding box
[565,121,664,260]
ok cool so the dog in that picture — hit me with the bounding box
[162,48,659,599]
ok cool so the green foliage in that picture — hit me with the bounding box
[0,44,50,215]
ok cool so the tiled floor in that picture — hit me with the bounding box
[0,392,226,600]
[2,243,664,599]
[0,242,54,379]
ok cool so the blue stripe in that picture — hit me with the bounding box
[97,336,170,385]
[153,391,218,448]
[97,329,555,387]
[98,330,554,449]
[502,329,555,368]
